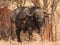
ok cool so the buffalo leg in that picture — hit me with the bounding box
[16,29,21,42]
[36,25,40,34]
[37,27,40,34]
[28,27,33,40]
[40,26,45,41]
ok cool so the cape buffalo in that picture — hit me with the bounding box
[10,6,49,42]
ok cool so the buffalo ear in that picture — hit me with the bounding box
[44,11,51,15]
[43,12,49,18]
[44,11,48,14]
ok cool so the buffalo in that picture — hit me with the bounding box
[10,6,49,42]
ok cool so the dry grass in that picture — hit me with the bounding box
[0,40,60,45]
[0,31,60,45]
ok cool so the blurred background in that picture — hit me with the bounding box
[0,0,60,45]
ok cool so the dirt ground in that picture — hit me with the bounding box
[0,39,60,45]
[0,31,60,45]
